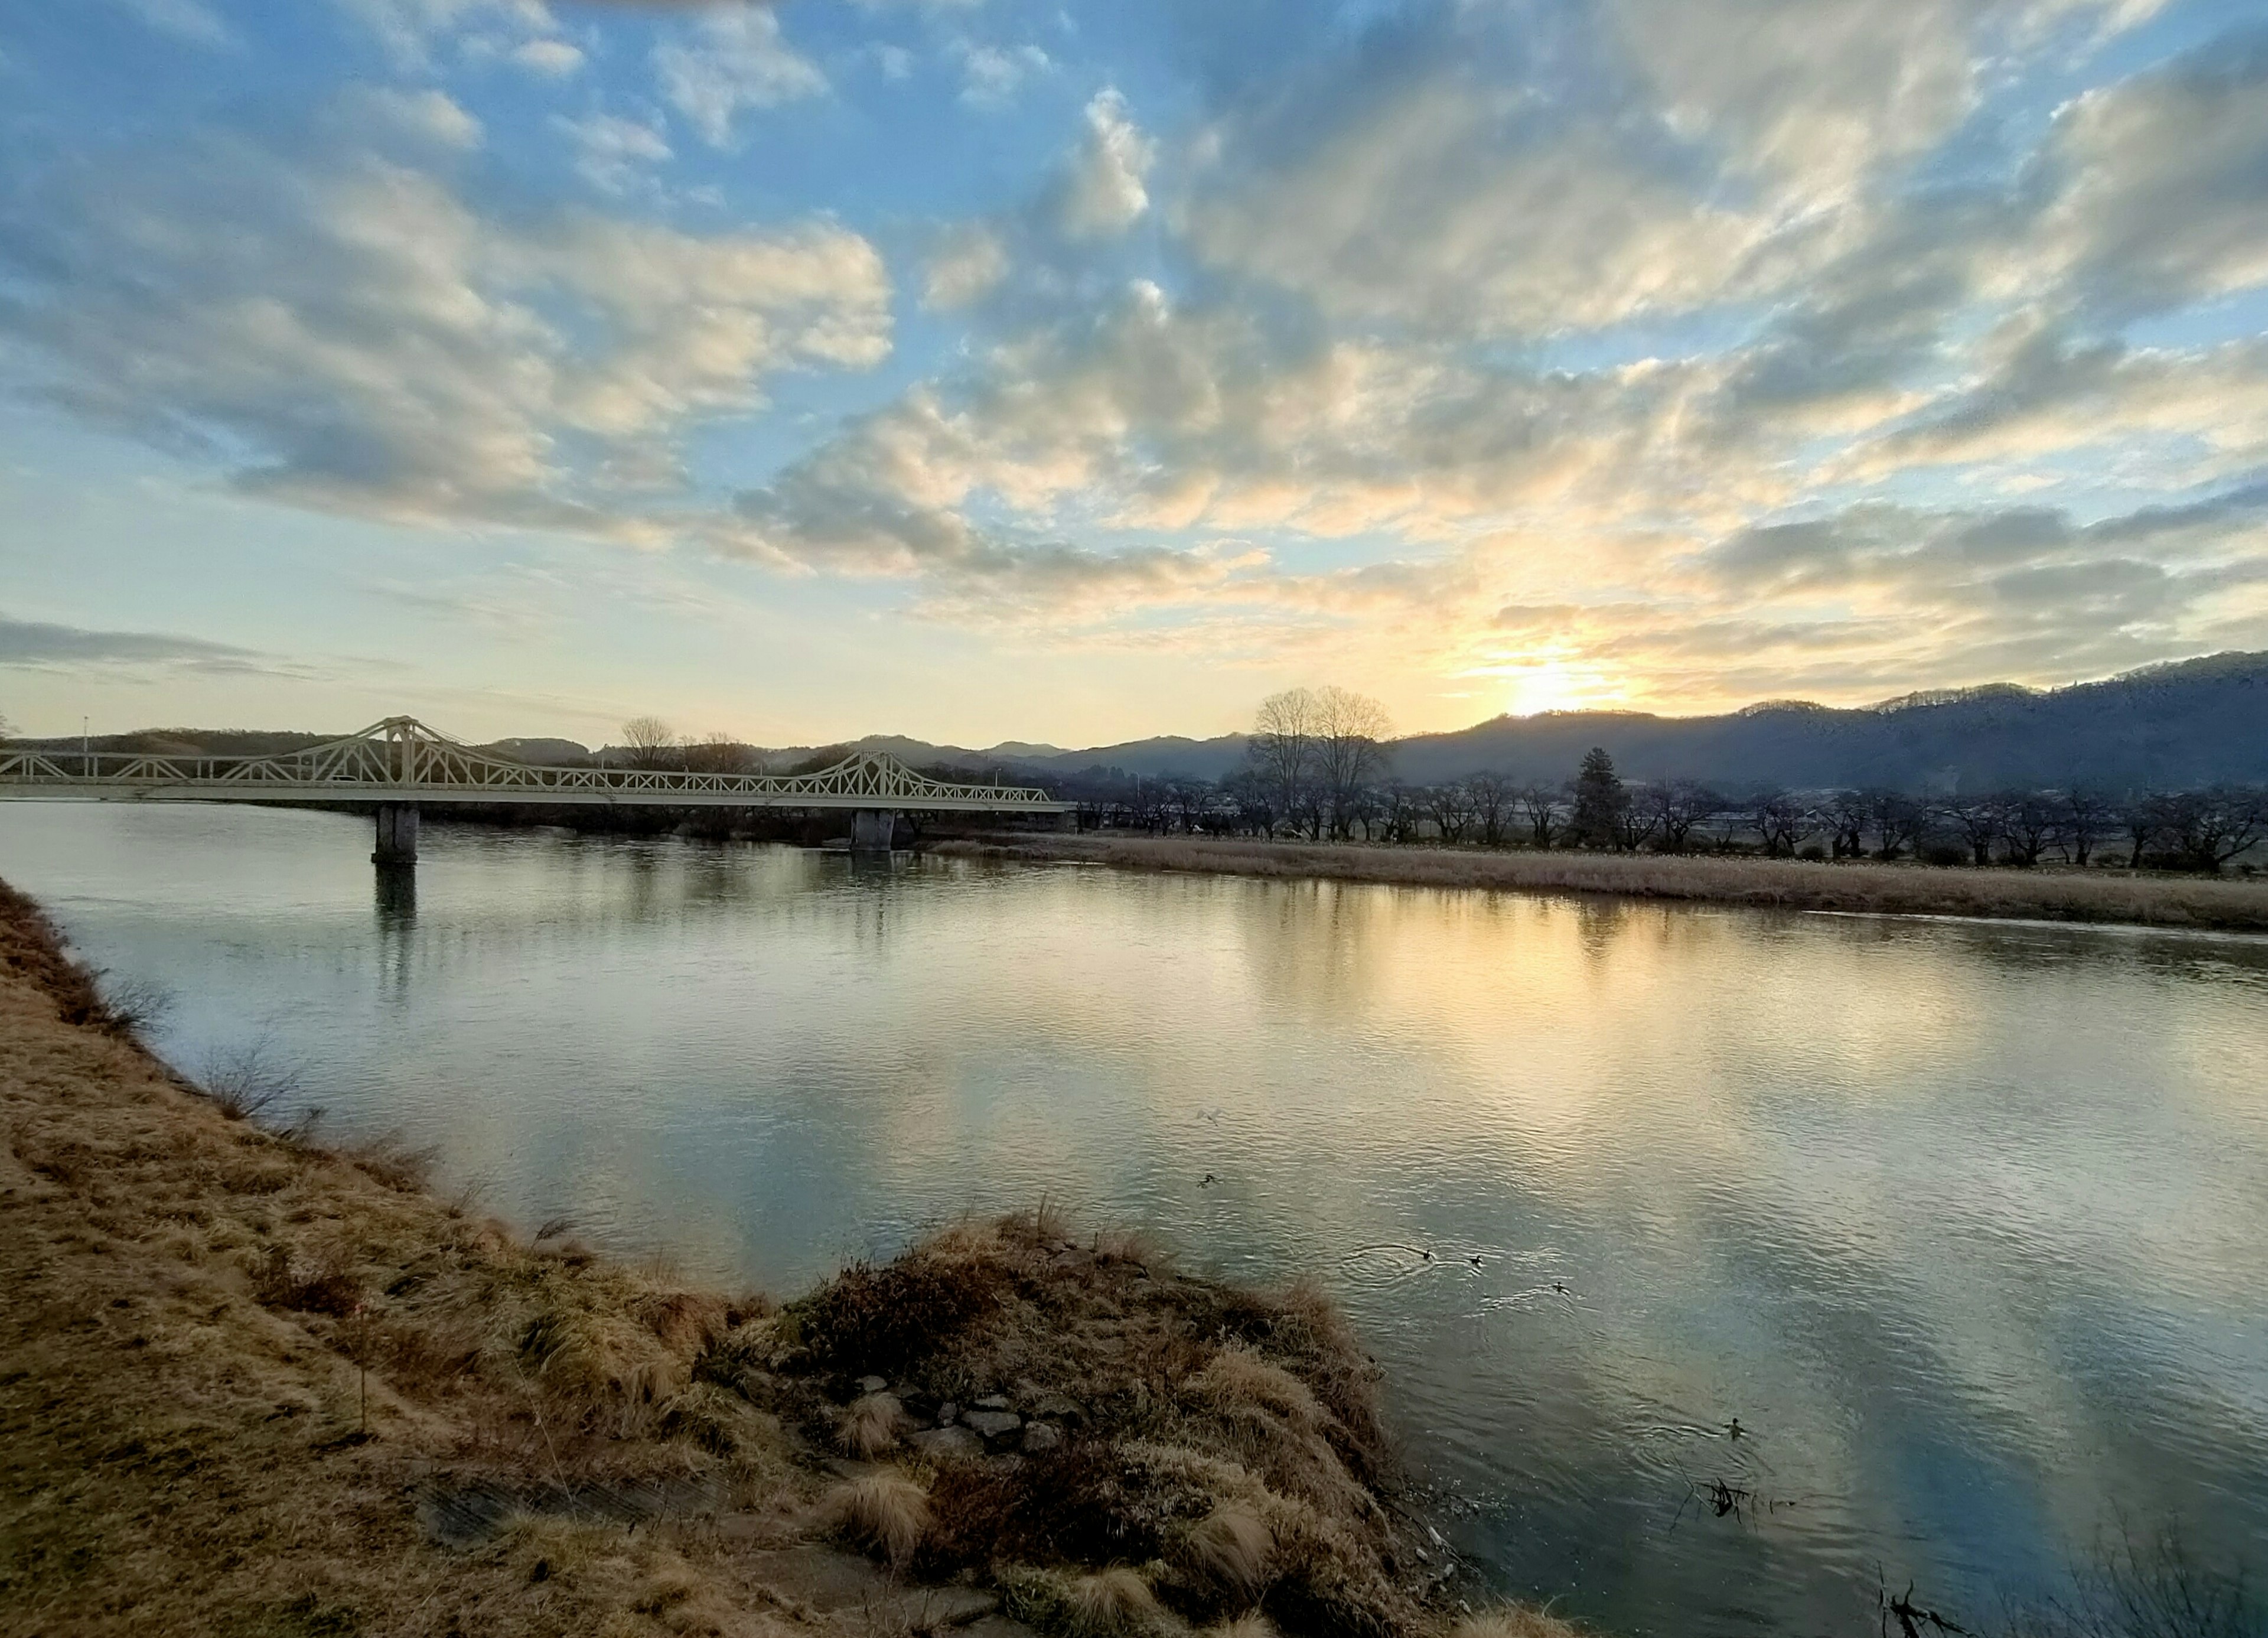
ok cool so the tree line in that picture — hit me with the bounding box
[1048,693,2267,874]
[604,702,2266,872]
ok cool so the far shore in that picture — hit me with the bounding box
[931,832,2268,933]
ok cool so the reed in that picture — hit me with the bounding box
[936,834,2268,932]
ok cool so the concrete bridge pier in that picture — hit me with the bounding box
[373,802,420,865]
[849,809,900,852]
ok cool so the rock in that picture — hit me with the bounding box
[972,1394,1011,1412]
[908,1425,984,1460]
[962,1409,1022,1444]
[857,1375,888,1396]
[1029,1390,1086,1424]
[937,1401,960,1425]
[1019,1421,1062,1454]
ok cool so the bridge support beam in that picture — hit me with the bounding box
[849,809,900,852]
[373,802,420,865]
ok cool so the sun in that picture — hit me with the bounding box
[1506,660,1587,717]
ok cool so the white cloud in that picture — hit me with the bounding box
[1061,89,1155,238]
[512,35,583,76]
[923,223,1008,310]
[956,41,1050,108]
[358,87,484,150]
[1,126,891,539]
[555,112,672,195]
[654,8,827,148]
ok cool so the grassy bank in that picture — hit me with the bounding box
[930,835,2268,933]
[0,875,1568,1638]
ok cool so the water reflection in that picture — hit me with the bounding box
[0,802,2262,1638]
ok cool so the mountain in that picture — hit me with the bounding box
[1382,651,2268,794]
[20,651,2263,796]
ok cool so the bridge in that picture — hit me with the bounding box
[0,716,1074,862]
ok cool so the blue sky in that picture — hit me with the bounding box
[2,0,2265,748]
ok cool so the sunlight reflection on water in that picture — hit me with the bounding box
[2,802,2263,1637]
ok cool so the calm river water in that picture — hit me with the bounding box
[3,803,2264,1636]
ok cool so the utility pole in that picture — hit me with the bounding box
[82,715,90,776]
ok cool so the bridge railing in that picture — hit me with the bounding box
[0,717,1066,809]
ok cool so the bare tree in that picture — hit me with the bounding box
[1642,780,1719,853]
[1821,791,1869,859]
[2163,787,2268,872]
[1313,685,1393,839]
[1468,771,1516,848]
[1423,780,1477,844]
[1938,794,2007,867]
[2057,787,2117,867]
[1370,780,1417,845]
[2001,792,2060,868]
[620,715,683,771]
[1518,783,1566,849]
[685,731,752,774]
[1866,789,1922,859]
[1247,688,1322,835]
[1748,790,1807,858]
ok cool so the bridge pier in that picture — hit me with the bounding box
[849,809,900,852]
[372,802,420,865]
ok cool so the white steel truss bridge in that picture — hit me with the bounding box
[0,717,1072,861]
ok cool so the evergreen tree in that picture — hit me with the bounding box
[1571,746,1628,848]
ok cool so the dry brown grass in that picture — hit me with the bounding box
[0,877,821,1635]
[817,1473,931,1569]
[741,1212,1430,1638]
[936,834,2268,932]
[837,1391,910,1458]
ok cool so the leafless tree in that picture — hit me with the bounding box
[620,715,683,771]
[1467,771,1516,848]
[1822,790,1870,859]
[2161,788,2268,871]
[1313,685,1393,839]
[1247,688,1322,835]
[1423,780,1477,844]
[1374,781,1420,845]
[1641,780,1719,853]
[2001,792,2060,867]
[2057,787,2117,867]
[1939,794,2007,866]
[1748,790,1807,858]
[1866,789,1923,859]
[1518,783,1566,848]
[685,731,752,774]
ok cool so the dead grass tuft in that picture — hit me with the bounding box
[1182,1506,1275,1607]
[1003,1565,1167,1638]
[820,1471,932,1569]
[1194,1348,1324,1431]
[250,1243,366,1317]
[838,1390,909,1457]
[1068,1567,1167,1638]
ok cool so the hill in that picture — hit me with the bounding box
[15,651,2263,796]
[1379,651,2268,793]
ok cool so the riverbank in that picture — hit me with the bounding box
[0,875,1562,1638]
[931,834,2268,932]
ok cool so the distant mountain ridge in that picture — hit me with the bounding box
[17,651,2264,796]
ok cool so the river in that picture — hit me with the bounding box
[2,801,2263,1637]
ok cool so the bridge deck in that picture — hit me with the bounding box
[0,717,1072,815]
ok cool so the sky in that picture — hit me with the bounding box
[2,0,2266,750]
